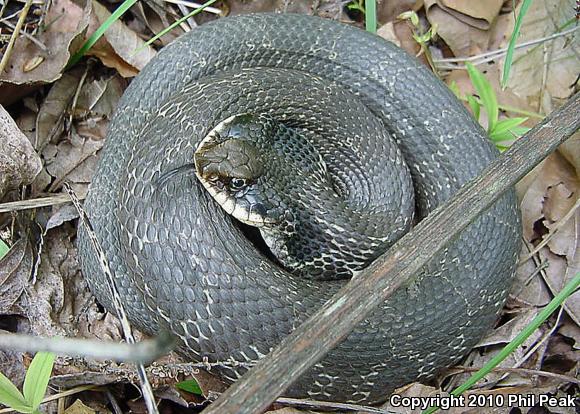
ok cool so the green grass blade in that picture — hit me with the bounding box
[0,371,30,412]
[133,0,218,55]
[501,0,533,88]
[365,0,377,33]
[0,239,9,259]
[466,62,498,132]
[67,0,138,69]
[466,95,481,121]
[422,270,580,414]
[489,117,528,142]
[22,352,55,410]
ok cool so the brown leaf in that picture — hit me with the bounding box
[63,399,99,414]
[377,0,418,24]
[0,239,32,313]
[226,0,313,16]
[520,152,576,242]
[503,0,578,112]
[0,350,26,389]
[512,246,552,308]
[13,225,93,337]
[519,151,579,324]
[432,0,504,30]
[477,308,543,348]
[36,68,86,151]
[87,0,156,77]
[0,0,91,103]
[377,22,402,46]
[424,0,498,56]
[265,408,304,414]
[75,75,125,118]
[0,105,42,198]
[559,134,579,174]
[540,248,579,326]
[130,2,183,47]
[558,315,580,350]
[43,131,103,193]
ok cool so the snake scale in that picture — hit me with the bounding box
[78,13,521,404]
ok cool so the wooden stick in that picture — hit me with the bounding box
[202,93,580,414]
[0,333,173,364]
[0,0,33,74]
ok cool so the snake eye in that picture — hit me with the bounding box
[229,178,248,191]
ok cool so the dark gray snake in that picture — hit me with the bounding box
[78,13,521,404]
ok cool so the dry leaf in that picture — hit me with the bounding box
[13,225,91,337]
[36,68,86,151]
[540,248,579,326]
[424,0,500,56]
[43,130,103,193]
[433,0,504,30]
[477,308,543,348]
[63,399,99,414]
[0,350,26,390]
[377,0,418,24]
[519,151,579,324]
[504,0,579,112]
[558,134,579,174]
[87,0,156,77]
[0,0,91,104]
[377,22,402,46]
[0,105,42,198]
[130,2,183,47]
[0,239,32,313]
[558,315,580,350]
[226,0,313,16]
[512,245,552,308]
[265,409,304,414]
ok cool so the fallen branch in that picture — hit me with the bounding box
[202,93,580,414]
[0,192,87,213]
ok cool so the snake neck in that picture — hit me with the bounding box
[194,113,415,280]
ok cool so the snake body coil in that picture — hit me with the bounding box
[79,13,521,403]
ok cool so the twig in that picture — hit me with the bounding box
[175,3,197,31]
[67,65,90,131]
[476,306,567,391]
[448,365,580,386]
[275,397,391,413]
[0,19,47,51]
[161,0,221,15]
[0,192,87,213]
[201,94,580,414]
[0,0,8,19]
[434,26,579,69]
[0,10,23,23]
[0,0,33,74]
[521,196,580,262]
[0,333,174,364]
[64,183,161,414]
[105,389,123,414]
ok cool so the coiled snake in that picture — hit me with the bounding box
[78,13,521,404]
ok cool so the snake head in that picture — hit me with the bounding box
[194,114,282,226]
